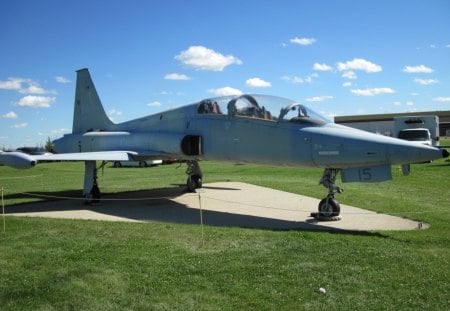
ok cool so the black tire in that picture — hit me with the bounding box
[86,184,101,204]
[187,177,197,192]
[318,198,340,217]
[193,175,202,189]
[113,161,122,168]
[187,175,202,192]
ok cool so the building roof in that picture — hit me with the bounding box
[335,110,450,124]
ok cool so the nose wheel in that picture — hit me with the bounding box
[318,196,340,217]
[313,168,343,220]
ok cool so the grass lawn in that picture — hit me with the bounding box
[1,147,449,310]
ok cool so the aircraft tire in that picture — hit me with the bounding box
[113,161,122,168]
[194,175,202,189]
[187,177,197,192]
[318,198,340,217]
[187,175,202,192]
[85,184,101,204]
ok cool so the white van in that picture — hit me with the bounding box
[398,128,432,145]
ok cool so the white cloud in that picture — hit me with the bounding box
[414,78,439,85]
[16,95,55,108]
[402,65,433,73]
[0,77,56,94]
[341,70,357,79]
[393,101,402,106]
[55,76,71,83]
[282,73,318,84]
[147,101,162,107]
[108,109,122,117]
[406,101,414,106]
[290,37,316,46]
[108,108,123,121]
[337,58,382,73]
[313,63,333,71]
[208,87,242,96]
[11,123,28,129]
[433,97,450,102]
[245,77,271,88]
[175,46,242,71]
[305,95,333,102]
[19,83,56,95]
[107,109,122,122]
[342,82,352,87]
[164,73,191,80]
[350,87,395,96]
[2,111,18,119]
[0,78,23,90]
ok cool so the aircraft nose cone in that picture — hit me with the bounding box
[443,149,450,158]
[388,142,445,164]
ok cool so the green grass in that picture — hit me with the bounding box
[1,152,449,310]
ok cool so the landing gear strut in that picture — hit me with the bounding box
[186,160,203,192]
[317,168,342,218]
[83,161,108,204]
[83,161,101,204]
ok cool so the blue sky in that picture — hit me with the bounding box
[1,0,449,149]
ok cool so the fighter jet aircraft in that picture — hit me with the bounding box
[1,69,448,217]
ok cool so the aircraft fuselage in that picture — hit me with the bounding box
[53,97,446,170]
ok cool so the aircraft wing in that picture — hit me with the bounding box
[0,150,172,169]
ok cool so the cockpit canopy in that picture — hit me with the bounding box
[196,94,330,125]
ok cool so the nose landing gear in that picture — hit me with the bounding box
[313,168,343,220]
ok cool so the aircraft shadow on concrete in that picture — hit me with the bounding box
[169,184,241,191]
[4,186,383,234]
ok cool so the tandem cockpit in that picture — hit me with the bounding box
[196,94,330,125]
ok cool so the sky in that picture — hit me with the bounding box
[1,0,449,149]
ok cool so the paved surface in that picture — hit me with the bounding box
[5,182,427,231]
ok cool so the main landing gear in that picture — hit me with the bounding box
[83,160,108,204]
[314,168,343,220]
[186,160,203,192]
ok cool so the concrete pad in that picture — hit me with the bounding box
[4,182,426,231]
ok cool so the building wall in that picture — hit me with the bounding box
[339,120,394,136]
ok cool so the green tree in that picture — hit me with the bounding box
[44,137,54,153]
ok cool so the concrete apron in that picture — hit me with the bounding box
[5,182,427,231]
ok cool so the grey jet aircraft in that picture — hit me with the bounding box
[1,69,448,217]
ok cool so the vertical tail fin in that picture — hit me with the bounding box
[72,68,114,134]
